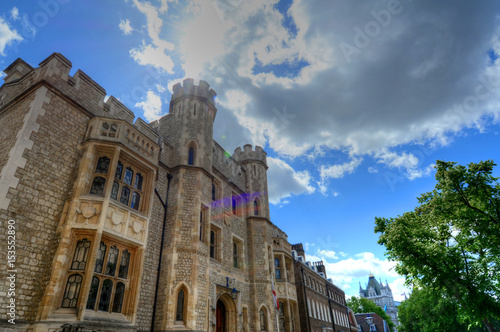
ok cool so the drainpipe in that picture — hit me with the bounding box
[300,266,312,332]
[325,281,336,332]
[151,173,173,332]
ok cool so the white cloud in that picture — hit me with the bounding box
[135,90,164,122]
[130,41,175,73]
[368,166,378,174]
[389,277,412,302]
[129,0,175,72]
[119,19,134,35]
[320,158,362,180]
[10,7,19,21]
[317,249,339,259]
[0,18,22,56]
[267,157,315,205]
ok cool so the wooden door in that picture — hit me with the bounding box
[216,300,226,332]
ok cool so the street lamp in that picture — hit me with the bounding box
[231,288,238,300]
[365,314,375,331]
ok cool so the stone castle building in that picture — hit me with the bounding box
[359,274,398,329]
[0,53,300,331]
[291,244,359,332]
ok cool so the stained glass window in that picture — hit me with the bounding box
[134,173,143,190]
[131,192,140,210]
[115,161,123,180]
[111,181,119,200]
[90,176,106,196]
[124,167,133,185]
[120,187,130,205]
[95,156,110,174]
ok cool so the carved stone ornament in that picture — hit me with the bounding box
[111,212,123,225]
[81,206,96,219]
[133,220,143,234]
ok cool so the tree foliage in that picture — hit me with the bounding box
[375,160,500,332]
[347,296,394,332]
[398,287,468,332]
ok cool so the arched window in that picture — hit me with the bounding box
[112,282,125,313]
[115,161,123,180]
[260,308,267,331]
[120,186,130,205]
[188,147,194,165]
[118,250,130,279]
[105,246,119,276]
[275,258,281,279]
[123,167,134,185]
[210,230,215,259]
[70,239,91,270]
[176,289,185,322]
[61,274,83,308]
[95,156,110,174]
[86,276,100,310]
[131,192,140,210]
[111,181,119,200]
[98,279,113,312]
[233,242,238,268]
[134,173,143,190]
[254,200,259,216]
[90,176,106,196]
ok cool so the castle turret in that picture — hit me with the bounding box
[292,243,306,260]
[233,144,269,219]
[159,78,217,171]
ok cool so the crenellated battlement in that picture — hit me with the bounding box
[171,78,217,108]
[0,53,159,147]
[232,144,267,166]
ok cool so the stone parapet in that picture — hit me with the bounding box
[233,144,267,166]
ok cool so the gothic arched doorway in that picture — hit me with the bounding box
[216,299,226,332]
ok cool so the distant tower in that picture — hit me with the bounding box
[292,243,306,260]
[359,274,399,329]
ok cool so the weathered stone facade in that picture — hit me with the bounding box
[0,53,299,332]
[291,244,359,332]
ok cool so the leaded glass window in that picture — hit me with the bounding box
[176,289,184,321]
[61,274,83,308]
[118,250,130,279]
[124,167,133,185]
[98,279,113,312]
[70,239,90,270]
[134,173,143,190]
[254,200,259,216]
[120,186,130,205]
[115,161,123,180]
[260,309,267,331]
[105,246,119,276]
[94,242,106,273]
[86,276,100,310]
[131,192,140,210]
[96,156,110,174]
[112,282,125,313]
[90,176,106,195]
[111,181,119,200]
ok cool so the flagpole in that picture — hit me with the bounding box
[276,311,280,332]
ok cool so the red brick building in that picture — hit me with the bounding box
[355,313,390,332]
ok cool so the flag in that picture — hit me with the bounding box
[271,277,280,310]
[401,292,406,296]
[384,305,387,311]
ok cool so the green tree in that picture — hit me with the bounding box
[347,296,394,332]
[398,287,468,332]
[375,160,500,332]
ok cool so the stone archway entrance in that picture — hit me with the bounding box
[216,299,226,332]
[215,293,237,332]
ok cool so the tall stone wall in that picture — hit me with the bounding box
[0,87,89,323]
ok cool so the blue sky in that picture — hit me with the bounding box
[1,0,500,301]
